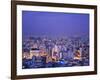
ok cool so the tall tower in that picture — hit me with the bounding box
[52,45,59,61]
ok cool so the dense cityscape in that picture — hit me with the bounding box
[22,36,89,69]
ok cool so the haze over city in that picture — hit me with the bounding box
[22,11,89,69]
[22,11,89,38]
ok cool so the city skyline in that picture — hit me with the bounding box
[22,11,89,69]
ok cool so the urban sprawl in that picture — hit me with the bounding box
[22,36,89,69]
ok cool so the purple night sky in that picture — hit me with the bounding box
[22,11,89,38]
